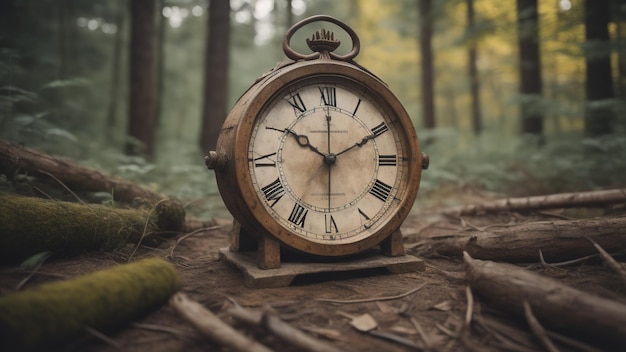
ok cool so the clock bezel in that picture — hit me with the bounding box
[214,59,422,257]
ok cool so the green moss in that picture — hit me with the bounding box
[0,193,158,263]
[0,257,181,351]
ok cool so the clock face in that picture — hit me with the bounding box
[247,77,410,244]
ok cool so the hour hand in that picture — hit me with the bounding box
[285,129,326,157]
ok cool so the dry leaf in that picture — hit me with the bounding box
[350,313,378,332]
[375,301,395,314]
[300,326,343,340]
[431,300,453,311]
[389,325,418,335]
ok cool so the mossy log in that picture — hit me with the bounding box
[464,253,626,349]
[0,257,181,351]
[0,193,184,263]
[0,139,165,204]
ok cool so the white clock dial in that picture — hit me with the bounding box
[248,79,407,244]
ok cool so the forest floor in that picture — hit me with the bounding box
[1,188,625,352]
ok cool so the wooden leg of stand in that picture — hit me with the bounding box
[258,235,281,269]
[229,221,257,252]
[380,229,405,257]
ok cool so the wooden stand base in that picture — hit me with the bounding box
[229,221,408,269]
[219,248,425,289]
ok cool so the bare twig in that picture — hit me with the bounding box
[537,250,601,268]
[464,286,474,328]
[168,226,222,258]
[474,315,538,352]
[410,317,431,350]
[546,331,603,352]
[587,237,626,286]
[38,169,86,204]
[16,252,52,290]
[435,322,457,338]
[128,199,168,261]
[170,293,273,352]
[315,283,428,304]
[85,327,123,349]
[131,322,197,340]
[523,301,559,352]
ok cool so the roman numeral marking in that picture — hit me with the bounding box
[371,122,389,137]
[325,214,339,233]
[319,86,336,107]
[288,203,308,227]
[352,99,361,116]
[261,178,285,207]
[358,208,370,220]
[250,152,277,167]
[369,179,392,202]
[286,92,306,113]
[378,155,397,166]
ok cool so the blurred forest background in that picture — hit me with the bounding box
[1,0,625,219]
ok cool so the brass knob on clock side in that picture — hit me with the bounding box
[205,151,228,171]
[421,152,430,170]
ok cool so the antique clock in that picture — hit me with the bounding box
[206,15,428,270]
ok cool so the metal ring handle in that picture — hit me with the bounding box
[282,15,360,61]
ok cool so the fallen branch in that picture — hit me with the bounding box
[443,189,626,216]
[0,258,181,351]
[227,305,343,352]
[464,252,626,349]
[0,139,165,203]
[170,293,273,352]
[429,217,626,262]
[0,192,183,263]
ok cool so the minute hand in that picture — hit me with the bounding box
[335,134,377,157]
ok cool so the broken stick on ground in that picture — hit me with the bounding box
[443,188,626,216]
[227,304,344,352]
[463,252,626,350]
[170,293,273,352]
[424,216,626,262]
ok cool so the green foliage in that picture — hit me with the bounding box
[419,130,626,201]
[0,79,91,153]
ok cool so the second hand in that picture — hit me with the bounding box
[325,107,332,211]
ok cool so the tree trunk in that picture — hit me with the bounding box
[585,0,614,135]
[0,258,180,351]
[286,0,294,28]
[517,0,543,135]
[106,10,125,141]
[467,0,482,135]
[464,253,626,349]
[419,0,435,129]
[199,0,231,152]
[617,6,626,101]
[127,0,158,158]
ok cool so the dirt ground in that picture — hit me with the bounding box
[1,200,625,352]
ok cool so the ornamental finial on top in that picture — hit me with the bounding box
[306,28,341,59]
